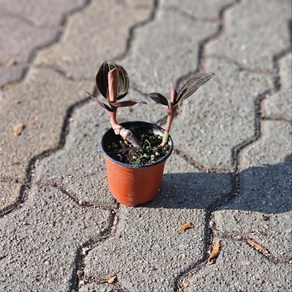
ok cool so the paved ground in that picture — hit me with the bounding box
[0,0,291,291]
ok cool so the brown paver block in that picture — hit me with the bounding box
[34,0,154,80]
[0,68,91,212]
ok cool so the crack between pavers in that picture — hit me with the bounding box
[0,0,92,90]
[0,97,91,218]
[114,0,159,62]
[174,26,292,292]
[213,233,291,265]
[164,5,221,24]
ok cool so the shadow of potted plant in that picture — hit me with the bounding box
[88,61,214,206]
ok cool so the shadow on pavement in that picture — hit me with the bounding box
[145,154,292,214]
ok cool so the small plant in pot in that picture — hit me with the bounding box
[89,61,214,206]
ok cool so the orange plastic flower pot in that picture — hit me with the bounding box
[101,121,173,206]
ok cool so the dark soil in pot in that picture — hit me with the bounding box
[105,128,170,165]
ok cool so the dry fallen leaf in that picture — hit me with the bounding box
[3,82,14,90]
[105,273,117,284]
[246,238,269,255]
[207,240,220,263]
[178,222,194,231]
[5,59,17,67]
[28,120,37,129]
[12,123,24,135]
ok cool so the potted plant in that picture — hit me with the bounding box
[88,61,214,206]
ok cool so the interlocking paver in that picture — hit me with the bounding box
[82,153,231,291]
[205,0,291,71]
[0,185,111,291]
[120,7,217,94]
[34,0,154,80]
[0,0,86,87]
[262,53,292,120]
[214,120,292,259]
[171,57,273,170]
[0,68,91,211]
[186,239,291,291]
[36,101,116,206]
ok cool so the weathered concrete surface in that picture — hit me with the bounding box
[0,0,291,291]
[34,0,154,80]
[0,68,91,212]
[262,53,292,120]
[0,0,87,87]
[186,239,291,292]
[0,185,111,291]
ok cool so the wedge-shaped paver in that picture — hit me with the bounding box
[0,0,86,87]
[171,57,272,170]
[205,0,291,71]
[120,8,217,93]
[215,120,292,260]
[186,239,291,291]
[0,67,91,212]
[0,185,111,291]
[34,0,153,80]
[82,153,232,291]
[262,53,292,120]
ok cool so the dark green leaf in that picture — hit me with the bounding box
[148,92,169,106]
[177,73,214,102]
[96,61,129,99]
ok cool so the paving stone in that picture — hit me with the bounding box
[120,7,217,94]
[262,53,292,120]
[170,57,273,170]
[0,0,87,87]
[214,121,292,259]
[36,101,116,206]
[82,153,232,291]
[0,0,86,27]
[79,283,125,292]
[0,67,91,212]
[34,0,153,80]
[161,0,235,20]
[0,185,111,291]
[186,238,291,292]
[205,0,291,71]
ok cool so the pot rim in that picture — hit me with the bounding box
[100,121,174,169]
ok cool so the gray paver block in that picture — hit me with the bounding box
[215,121,292,259]
[171,57,273,170]
[82,153,232,291]
[36,101,116,206]
[0,67,91,211]
[0,0,86,27]
[186,239,291,292]
[161,0,235,20]
[205,0,291,71]
[34,0,153,80]
[0,185,111,291]
[262,53,292,120]
[0,0,87,87]
[120,8,217,94]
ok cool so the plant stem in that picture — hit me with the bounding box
[108,68,141,149]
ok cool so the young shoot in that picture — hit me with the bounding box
[88,61,145,149]
[149,72,215,147]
